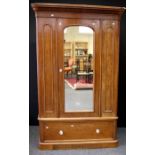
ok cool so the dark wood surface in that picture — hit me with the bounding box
[31,3,125,15]
[41,120,116,141]
[32,3,125,149]
[36,18,58,118]
[101,20,120,117]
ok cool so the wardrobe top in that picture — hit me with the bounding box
[31,3,125,15]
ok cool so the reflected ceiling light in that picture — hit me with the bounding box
[64,28,67,33]
[79,26,93,34]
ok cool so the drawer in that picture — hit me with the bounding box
[40,121,116,141]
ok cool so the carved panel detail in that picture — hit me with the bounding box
[43,24,53,112]
[101,20,117,115]
[37,18,58,117]
[105,27,114,112]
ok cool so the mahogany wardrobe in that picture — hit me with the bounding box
[32,3,125,150]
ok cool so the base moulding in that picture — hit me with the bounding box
[39,139,118,150]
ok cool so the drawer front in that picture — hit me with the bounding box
[40,121,116,141]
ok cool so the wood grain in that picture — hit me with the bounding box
[32,3,125,149]
[101,20,120,117]
[36,18,58,117]
[31,3,125,15]
[41,121,115,141]
[39,140,118,150]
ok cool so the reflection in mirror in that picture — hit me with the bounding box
[64,26,94,112]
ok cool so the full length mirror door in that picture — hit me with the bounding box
[64,26,94,112]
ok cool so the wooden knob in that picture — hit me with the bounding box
[96,129,100,134]
[59,68,63,72]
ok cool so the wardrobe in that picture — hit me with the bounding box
[32,3,125,150]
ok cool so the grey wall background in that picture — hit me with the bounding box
[29,0,126,127]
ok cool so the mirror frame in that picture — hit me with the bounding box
[57,18,101,117]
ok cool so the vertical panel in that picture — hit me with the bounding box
[101,20,119,116]
[105,27,114,112]
[37,18,58,117]
[43,24,53,112]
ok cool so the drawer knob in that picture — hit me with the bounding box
[96,129,100,134]
[58,130,64,135]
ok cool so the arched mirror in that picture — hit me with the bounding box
[64,26,94,112]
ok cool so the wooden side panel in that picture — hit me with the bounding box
[101,20,119,116]
[36,18,58,117]
[43,24,53,112]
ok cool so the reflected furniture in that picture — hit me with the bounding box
[64,58,74,76]
[76,71,93,83]
[32,3,125,150]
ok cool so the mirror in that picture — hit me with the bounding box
[64,26,94,112]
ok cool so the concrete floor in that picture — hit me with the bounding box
[29,126,126,155]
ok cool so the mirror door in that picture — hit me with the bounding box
[58,19,100,117]
[64,26,94,112]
